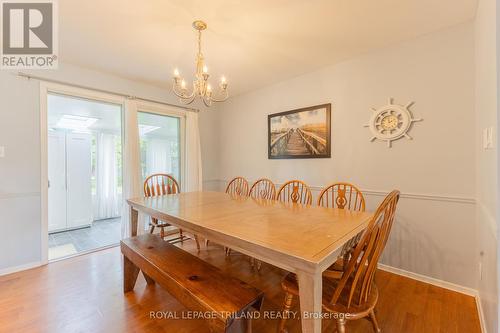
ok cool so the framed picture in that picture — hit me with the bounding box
[268,103,331,159]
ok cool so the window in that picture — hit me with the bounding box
[138,112,181,184]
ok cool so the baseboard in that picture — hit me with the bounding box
[381,263,487,332]
[0,261,42,276]
[475,295,487,333]
[378,263,477,297]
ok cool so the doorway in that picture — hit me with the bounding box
[46,93,123,260]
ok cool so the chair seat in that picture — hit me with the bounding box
[327,258,345,272]
[150,217,171,228]
[281,272,378,320]
[152,221,171,227]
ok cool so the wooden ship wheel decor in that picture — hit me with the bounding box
[364,98,423,148]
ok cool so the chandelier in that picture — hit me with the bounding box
[172,20,228,107]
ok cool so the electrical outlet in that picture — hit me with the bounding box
[0,146,4,158]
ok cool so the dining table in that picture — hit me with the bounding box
[127,191,373,333]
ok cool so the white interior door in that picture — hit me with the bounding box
[66,132,93,229]
[48,131,67,232]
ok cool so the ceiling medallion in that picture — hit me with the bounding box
[172,20,228,107]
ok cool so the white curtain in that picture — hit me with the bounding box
[121,100,145,238]
[94,132,121,220]
[185,111,203,192]
[146,138,172,175]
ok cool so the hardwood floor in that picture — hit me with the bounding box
[0,239,481,333]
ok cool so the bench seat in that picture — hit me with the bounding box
[121,234,264,333]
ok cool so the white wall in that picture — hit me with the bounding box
[0,63,219,272]
[0,74,41,270]
[214,23,478,288]
[475,0,499,331]
[0,17,495,330]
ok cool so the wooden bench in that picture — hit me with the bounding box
[121,234,264,333]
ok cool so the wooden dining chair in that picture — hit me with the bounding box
[278,190,400,333]
[249,178,276,200]
[225,177,250,196]
[318,182,365,211]
[318,182,366,271]
[144,174,200,251]
[276,180,313,205]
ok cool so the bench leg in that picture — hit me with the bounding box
[123,256,139,293]
[142,271,155,285]
[241,318,252,333]
[226,318,252,333]
[208,320,226,333]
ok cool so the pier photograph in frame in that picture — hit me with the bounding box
[268,104,331,159]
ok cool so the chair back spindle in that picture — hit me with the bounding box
[276,180,313,205]
[249,178,276,200]
[318,182,365,211]
[225,177,249,196]
[144,174,180,197]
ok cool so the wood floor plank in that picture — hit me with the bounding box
[0,241,481,333]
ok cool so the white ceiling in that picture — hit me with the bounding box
[59,0,478,96]
[47,94,179,138]
[47,93,122,132]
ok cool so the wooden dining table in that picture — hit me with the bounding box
[127,191,373,333]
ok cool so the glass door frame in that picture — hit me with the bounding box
[40,82,126,264]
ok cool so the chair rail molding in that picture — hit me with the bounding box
[206,179,476,205]
[0,192,41,200]
[476,200,498,236]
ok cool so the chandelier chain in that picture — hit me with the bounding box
[197,30,202,56]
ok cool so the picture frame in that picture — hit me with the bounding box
[268,103,331,159]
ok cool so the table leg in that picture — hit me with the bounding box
[130,206,138,237]
[297,270,322,333]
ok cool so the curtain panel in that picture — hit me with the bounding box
[94,132,121,220]
[121,100,144,238]
[185,111,203,192]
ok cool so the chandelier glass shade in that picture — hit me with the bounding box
[172,21,228,107]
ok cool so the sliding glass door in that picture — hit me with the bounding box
[42,85,188,261]
[47,93,123,260]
